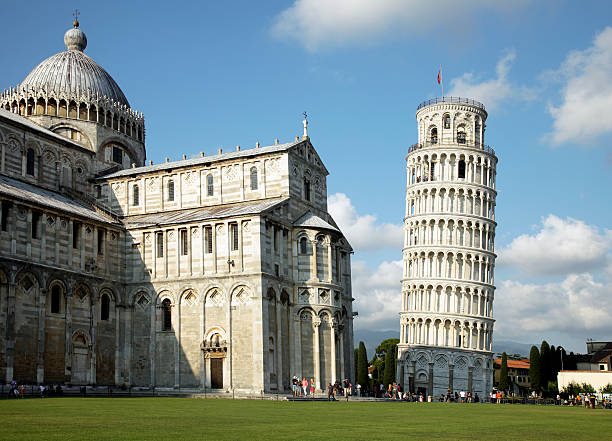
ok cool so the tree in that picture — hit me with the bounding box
[383,349,395,387]
[600,383,612,393]
[354,348,359,382]
[529,345,541,393]
[357,341,369,389]
[498,352,509,392]
[376,338,399,388]
[540,340,551,389]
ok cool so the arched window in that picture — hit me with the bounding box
[51,285,61,314]
[162,299,172,331]
[207,174,214,196]
[26,148,35,176]
[132,184,139,206]
[457,130,466,144]
[101,294,110,321]
[430,127,438,144]
[300,237,308,254]
[443,114,451,129]
[458,160,466,179]
[167,179,174,201]
[250,167,258,190]
[303,178,311,201]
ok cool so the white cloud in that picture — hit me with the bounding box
[448,51,535,110]
[548,26,612,144]
[271,0,529,52]
[351,259,403,331]
[495,274,612,343]
[498,215,612,276]
[328,193,403,251]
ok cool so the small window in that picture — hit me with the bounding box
[304,178,311,202]
[457,131,466,144]
[162,299,172,331]
[132,185,139,206]
[97,229,105,255]
[112,146,123,164]
[101,294,110,321]
[180,229,188,256]
[31,211,41,239]
[50,285,61,314]
[299,237,308,254]
[73,221,81,249]
[430,127,438,144]
[458,160,466,179]
[95,185,102,199]
[167,180,174,201]
[274,264,280,277]
[1,201,9,231]
[273,227,278,253]
[444,115,451,129]
[205,226,213,254]
[207,174,214,196]
[230,223,238,251]
[26,148,35,176]
[250,167,258,190]
[156,232,164,258]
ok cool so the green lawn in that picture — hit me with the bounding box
[0,398,610,440]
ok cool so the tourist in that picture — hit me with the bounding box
[301,377,308,396]
[310,378,315,396]
[327,383,335,401]
[474,393,480,403]
[291,376,298,397]
[460,390,465,403]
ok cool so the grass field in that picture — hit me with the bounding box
[1,398,611,440]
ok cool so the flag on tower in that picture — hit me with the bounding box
[437,68,441,85]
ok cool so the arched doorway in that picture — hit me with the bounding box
[202,332,226,389]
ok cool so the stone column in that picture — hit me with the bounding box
[90,292,97,384]
[468,366,473,393]
[64,286,73,383]
[327,239,333,283]
[5,276,16,382]
[330,321,336,383]
[311,240,318,281]
[428,362,434,397]
[313,318,321,390]
[292,315,302,379]
[275,300,283,391]
[448,364,454,392]
[338,326,344,380]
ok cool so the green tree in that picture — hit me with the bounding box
[354,348,359,382]
[383,349,395,387]
[600,383,612,393]
[357,341,369,389]
[540,340,551,391]
[529,345,541,393]
[581,383,596,394]
[498,352,509,392]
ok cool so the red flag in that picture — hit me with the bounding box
[437,68,441,84]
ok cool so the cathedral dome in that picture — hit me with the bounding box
[20,23,130,107]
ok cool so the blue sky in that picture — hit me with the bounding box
[3,0,612,353]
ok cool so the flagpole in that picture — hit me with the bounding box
[440,64,443,99]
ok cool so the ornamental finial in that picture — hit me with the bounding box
[302,111,308,139]
[73,9,80,28]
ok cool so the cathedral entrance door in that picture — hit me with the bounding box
[72,348,89,384]
[211,358,223,389]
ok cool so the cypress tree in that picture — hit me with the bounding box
[357,341,369,388]
[540,340,551,388]
[529,345,541,393]
[499,352,509,392]
[383,349,394,387]
[354,348,359,382]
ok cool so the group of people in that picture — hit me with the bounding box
[7,380,63,399]
[291,377,361,400]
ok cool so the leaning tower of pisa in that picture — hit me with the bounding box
[397,97,498,399]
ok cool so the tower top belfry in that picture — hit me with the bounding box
[397,96,498,398]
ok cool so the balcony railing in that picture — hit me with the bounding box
[408,140,495,156]
[417,96,486,111]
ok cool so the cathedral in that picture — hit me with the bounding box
[0,20,355,393]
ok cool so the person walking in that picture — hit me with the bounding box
[310,378,315,396]
[301,378,308,397]
[327,383,335,401]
